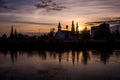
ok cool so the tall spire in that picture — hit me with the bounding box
[58,21,61,31]
[71,20,75,33]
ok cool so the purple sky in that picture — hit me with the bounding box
[0,0,120,35]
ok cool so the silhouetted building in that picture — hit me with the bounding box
[55,22,71,39]
[91,23,113,40]
[55,21,81,40]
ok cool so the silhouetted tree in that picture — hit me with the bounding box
[66,25,68,30]
[2,34,7,39]
[71,20,75,34]
[76,22,79,34]
[10,25,14,39]
[48,28,55,38]
[14,28,18,39]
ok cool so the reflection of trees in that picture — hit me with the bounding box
[49,51,57,60]
[0,49,8,56]
[66,51,69,62]
[72,51,75,64]
[114,50,120,57]
[57,50,64,63]
[77,51,80,63]
[9,50,18,64]
[81,51,90,65]
[100,54,110,64]
[99,50,113,64]
[0,49,119,65]
[92,49,113,64]
[37,51,47,60]
[58,53,62,63]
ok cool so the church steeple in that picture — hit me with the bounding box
[58,21,61,31]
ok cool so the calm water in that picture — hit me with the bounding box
[0,49,120,80]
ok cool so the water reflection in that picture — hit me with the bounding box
[0,49,120,65]
[0,49,120,80]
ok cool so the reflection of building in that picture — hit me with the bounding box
[55,21,81,40]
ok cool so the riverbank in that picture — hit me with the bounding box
[0,39,120,50]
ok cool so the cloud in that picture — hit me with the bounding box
[0,0,120,26]
[46,2,66,11]
[0,20,56,26]
[0,0,9,8]
[35,0,67,11]
[35,0,51,8]
[35,4,48,8]
[38,0,52,3]
[0,0,16,9]
[86,17,120,26]
[111,17,120,20]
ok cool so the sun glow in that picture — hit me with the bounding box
[78,26,84,31]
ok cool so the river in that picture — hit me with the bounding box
[0,49,120,80]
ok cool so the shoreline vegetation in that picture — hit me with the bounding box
[0,39,120,50]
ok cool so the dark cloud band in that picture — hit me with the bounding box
[0,20,56,26]
[35,0,67,11]
[86,17,120,26]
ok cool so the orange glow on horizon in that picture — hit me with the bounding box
[78,26,84,31]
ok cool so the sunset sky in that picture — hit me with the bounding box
[0,0,120,35]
